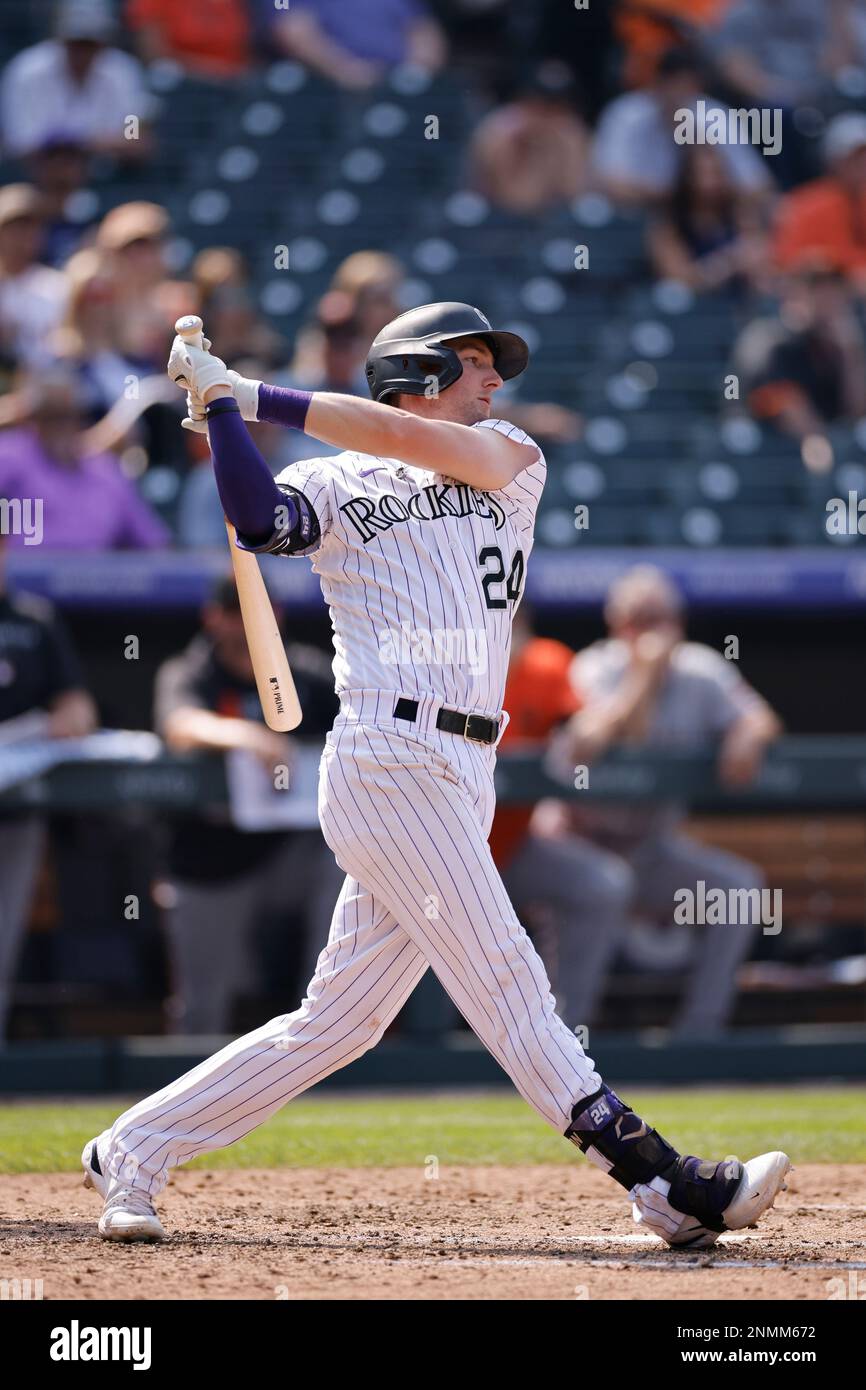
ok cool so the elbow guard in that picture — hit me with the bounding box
[236,485,321,556]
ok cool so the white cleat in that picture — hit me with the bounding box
[720,1150,792,1232]
[82,1137,165,1243]
[631,1150,792,1249]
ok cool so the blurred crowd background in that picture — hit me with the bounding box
[0,0,864,1050]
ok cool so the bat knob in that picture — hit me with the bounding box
[175,314,204,340]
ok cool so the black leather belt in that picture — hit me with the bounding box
[393,697,500,745]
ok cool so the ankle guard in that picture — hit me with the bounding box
[666,1155,744,1233]
[565,1085,679,1192]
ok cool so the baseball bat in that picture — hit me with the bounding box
[174,315,303,732]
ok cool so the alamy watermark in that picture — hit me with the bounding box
[674,880,782,935]
[378,623,488,675]
[674,100,782,158]
[0,497,42,545]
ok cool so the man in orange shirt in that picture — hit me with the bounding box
[773,113,866,290]
[490,608,633,1034]
[126,0,251,79]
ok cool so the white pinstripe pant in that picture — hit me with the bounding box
[100,695,602,1198]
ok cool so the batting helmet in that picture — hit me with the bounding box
[365,302,529,404]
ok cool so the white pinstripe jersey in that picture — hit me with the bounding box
[269,418,546,713]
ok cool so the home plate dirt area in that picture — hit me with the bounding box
[1,1163,864,1300]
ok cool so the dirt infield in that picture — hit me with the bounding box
[1,1163,864,1300]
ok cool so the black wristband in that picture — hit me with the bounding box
[205,397,241,419]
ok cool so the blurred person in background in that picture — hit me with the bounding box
[647,143,771,294]
[709,0,836,108]
[533,0,618,122]
[466,60,591,215]
[773,114,866,293]
[50,247,128,420]
[191,247,285,367]
[329,250,405,345]
[24,134,94,268]
[125,0,252,79]
[0,185,68,370]
[0,530,98,1042]
[707,0,840,186]
[614,0,732,91]
[263,0,447,91]
[285,291,369,396]
[95,201,193,370]
[734,253,866,442]
[153,575,342,1033]
[591,46,771,207]
[490,606,634,1034]
[0,0,153,163]
[0,370,170,550]
[556,565,781,1038]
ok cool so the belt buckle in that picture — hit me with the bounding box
[464,713,489,744]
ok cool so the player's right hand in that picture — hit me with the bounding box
[167,335,232,401]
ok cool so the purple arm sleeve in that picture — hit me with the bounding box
[256,383,312,431]
[205,399,294,545]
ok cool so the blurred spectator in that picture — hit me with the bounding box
[773,113,866,291]
[264,0,447,90]
[23,135,94,268]
[466,61,590,215]
[647,143,771,293]
[708,0,834,106]
[591,47,771,206]
[0,370,170,550]
[0,530,98,1041]
[126,0,252,78]
[153,575,343,1032]
[707,0,839,185]
[556,565,782,1037]
[615,0,732,91]
[534,0,618,121]
[96,201,193,367]
[330,250,405,342]
[735,256,866,441]
[490,607,633,1033]
[0,0,153,162]
[287,291,368,394]
[51,247,128,418]
[0,185,68,370]
[828,0,866,71]
[191,247,285,367]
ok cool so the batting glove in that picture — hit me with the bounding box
[226,369,262,422]
[167,335,233,400]
[181,388,209,434]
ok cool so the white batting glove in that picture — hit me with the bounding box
[226,368,262,422]
[181,388,208,434]
[167,335,232,400]
[179,369,261,432]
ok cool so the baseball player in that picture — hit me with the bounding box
[82,302,790,1249]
